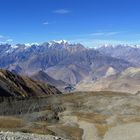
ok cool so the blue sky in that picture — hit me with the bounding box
[0,0,140,47]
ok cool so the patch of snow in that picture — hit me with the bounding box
[11,45,19,49]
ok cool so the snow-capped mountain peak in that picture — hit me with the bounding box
[48,40,69,46]
[54,40,68,44]
[11,45,19,49]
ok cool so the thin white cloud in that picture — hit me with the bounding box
[6,39,13,42]
[53,9,70,14]
[90,32,105,36]
[43,21,49,25]
[0,35,13,43]
[106,32,119,36]
[90,32,119,36]
[72,32,120,38]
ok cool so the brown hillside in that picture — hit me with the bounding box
[0,69,61,97]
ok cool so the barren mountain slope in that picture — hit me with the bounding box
[0,69,61,97]
[46,50,132,84]
[76,67,140,94]
[31,70,68,91]
[98,45,140,66]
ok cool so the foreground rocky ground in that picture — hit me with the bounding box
[0,91,140,140]
[0,132,68,140]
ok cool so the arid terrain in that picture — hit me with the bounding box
[0,44,140,139]
[0,91,140,140]
[0,0,140,139]
[76,67,140,94]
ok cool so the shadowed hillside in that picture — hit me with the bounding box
[0,69,61,97]
[32,70,68,91]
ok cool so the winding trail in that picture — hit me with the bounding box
[79,121,99,140]
[61,115,100,140]
[103,123,140,140]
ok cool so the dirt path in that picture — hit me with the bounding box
[79,121,99,140]
[61,115,100,140]
[103,123,140,140]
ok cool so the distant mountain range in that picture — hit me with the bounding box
[76,67,140,94]
[74,44,140,93]
[97,44,140,66]
[0,41,136,87]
